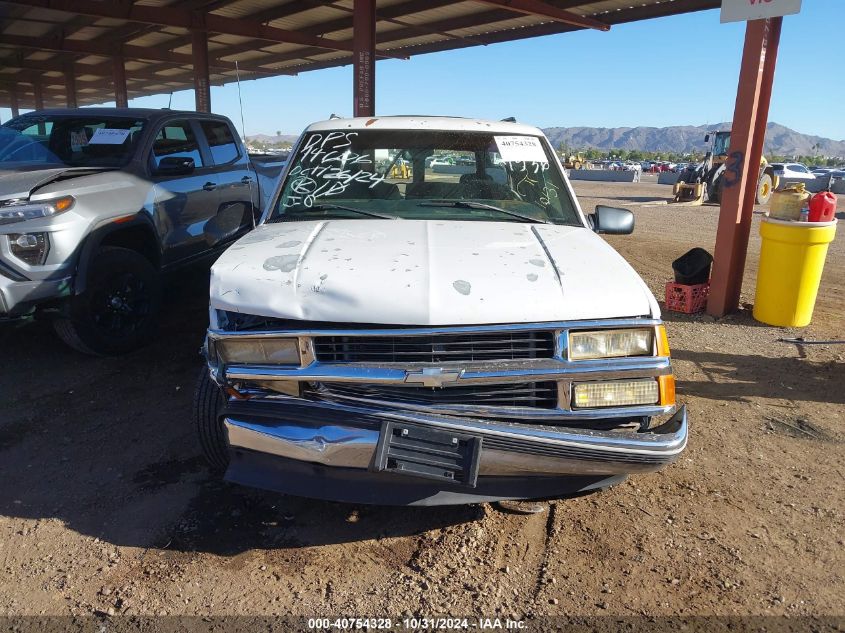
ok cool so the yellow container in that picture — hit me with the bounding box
[753,216,837,327]
[769,183,810,221]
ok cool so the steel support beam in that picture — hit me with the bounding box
[472,0,609,30]
[0,33,277,74]
[192,29,211,113]
[64,63,77,108]
[707,18,782,317]
[113,55,128,107]
[33,82,44,110]
[9,88,19,118]
[353,0,376,118]
[4,0,404,58]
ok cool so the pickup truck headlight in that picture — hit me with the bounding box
[569,328,654,360]
[573,379,659,408]
[217,337,300,365]
[0,195,75,225]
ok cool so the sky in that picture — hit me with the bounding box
[3,0,842,140]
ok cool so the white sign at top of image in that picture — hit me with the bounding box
[720,0,802,24]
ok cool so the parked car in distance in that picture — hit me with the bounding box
[194,115,687,506]
[429,156,455,167]
[770,162,816,186]
[0,108,267,355]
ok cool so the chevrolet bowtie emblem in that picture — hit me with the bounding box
[404,367,462,388]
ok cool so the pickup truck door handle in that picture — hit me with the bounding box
[202,181,217,191]
[241,176,253,184]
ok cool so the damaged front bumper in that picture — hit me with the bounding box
[220,396,688,505]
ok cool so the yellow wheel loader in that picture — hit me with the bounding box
[564,153,586,170]
[672,131,778,205]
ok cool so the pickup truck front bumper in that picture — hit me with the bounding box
[0,268,73,317]
[220,397,688,505]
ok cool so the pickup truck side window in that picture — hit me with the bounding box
[152,121,204,169]
[200,120,240,165]
[1,115,145,167]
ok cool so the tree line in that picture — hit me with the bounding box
[557,146,704,163]
[557,144,843,166]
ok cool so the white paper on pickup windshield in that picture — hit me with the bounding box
[89,128,131,145]
[494,135,547,163]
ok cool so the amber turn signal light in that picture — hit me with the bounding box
[656,325,671,357]
[53,195,75,212]
[658,375,675,406]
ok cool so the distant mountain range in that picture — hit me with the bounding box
[541,123,845,157]
[248,123,845,157]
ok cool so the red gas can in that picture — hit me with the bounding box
[808,190,837,223]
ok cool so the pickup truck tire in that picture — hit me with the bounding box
[193,368,229,471]
[53,246,161,355]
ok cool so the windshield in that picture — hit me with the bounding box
[0,115,146,168]
[269,129,581,225]
[712,132,731,157]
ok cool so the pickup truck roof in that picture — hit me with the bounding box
[305,115,544,137]
[11,108,232,124]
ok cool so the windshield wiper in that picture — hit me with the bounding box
[270,204,398,222]
[417,200,550,224]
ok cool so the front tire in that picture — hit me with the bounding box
[193,368,229,471]
[756,173,774,205]
[53,247,161,355]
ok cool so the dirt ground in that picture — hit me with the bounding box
[1,178,843,624]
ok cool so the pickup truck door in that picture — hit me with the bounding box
[198,119,258,244]
[149,118,220,266]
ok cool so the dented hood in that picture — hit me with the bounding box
[0,165,111,201]
[210,219,657,325]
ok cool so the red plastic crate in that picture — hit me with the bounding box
[665,281,710,314]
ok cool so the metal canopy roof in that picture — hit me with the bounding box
[0,0,719,109]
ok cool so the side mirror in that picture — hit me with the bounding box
[156,156,195,175]
[704,134,710,143]
[589,205,634,235]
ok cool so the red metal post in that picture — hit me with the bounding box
[33,81,44,110]
[191,29,211,112]
[64,63,77,108]
[707,18,782,317]
[353,0,376,117]
[9,87,19,118]
[113,55,128,107]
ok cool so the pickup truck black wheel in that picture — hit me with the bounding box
[193,368,229,471]
[53,246,160,355]
[756,173,774,205]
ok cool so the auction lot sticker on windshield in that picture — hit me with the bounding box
[495,136,546,163]
[89,128,131,145]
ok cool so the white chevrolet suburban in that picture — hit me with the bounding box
[193,116,687,505]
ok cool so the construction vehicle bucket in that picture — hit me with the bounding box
[671,182,705,206]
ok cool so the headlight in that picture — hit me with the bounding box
[573,379,659,408]
[216,337,301,365]
[0,195,75,225]
[9,232,50,265]
[569,328,654,360]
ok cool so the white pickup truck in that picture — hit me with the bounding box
[193,116,687,505]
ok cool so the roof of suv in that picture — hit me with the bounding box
[305,116,544,136]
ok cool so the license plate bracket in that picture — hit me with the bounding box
[373,422,482,487]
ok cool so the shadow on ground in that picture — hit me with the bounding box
[0,265,480,555]
[673,347,844,405]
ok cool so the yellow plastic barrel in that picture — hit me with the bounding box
[753,216,838,327]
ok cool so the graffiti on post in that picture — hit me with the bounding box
[723,150,744,188]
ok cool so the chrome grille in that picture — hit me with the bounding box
[313,331,555,363]
[312,382,558,409]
